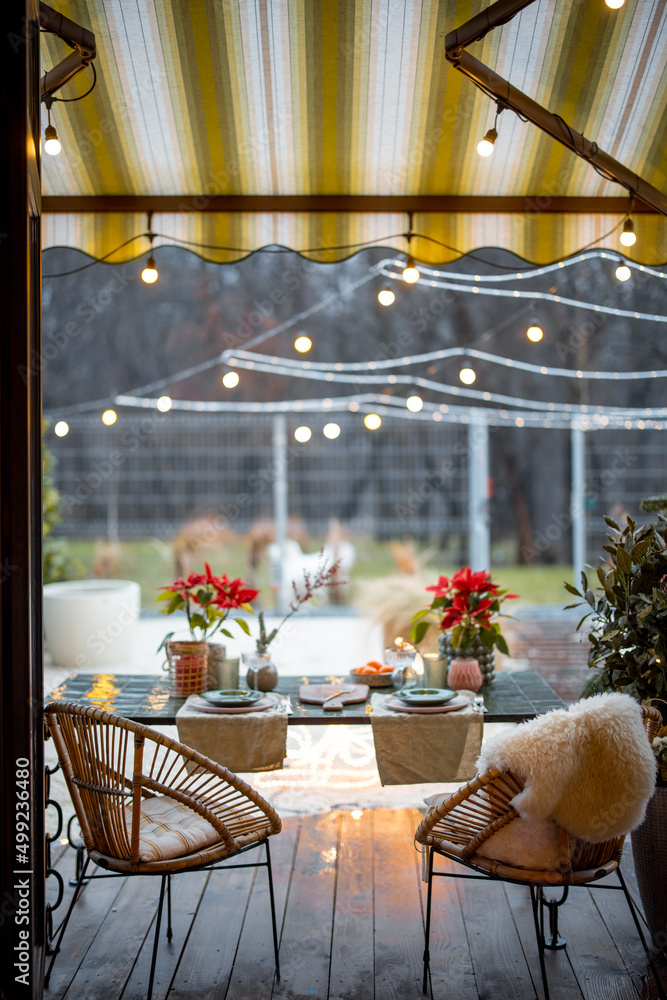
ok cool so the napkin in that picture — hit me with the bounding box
[370,691,483,785]
[176,694,288,773]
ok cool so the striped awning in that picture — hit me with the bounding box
[41,0,667,265]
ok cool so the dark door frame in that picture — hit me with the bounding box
[0,1,45,998]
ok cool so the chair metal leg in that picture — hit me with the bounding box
[44,855,91,987]
[146,875,167,1000]
[265,840,281,979]
[616,867,667,1000]
[539,885,568,950]
[423,847,435,994]
[166,875,173,941]
[529,885,551,1000]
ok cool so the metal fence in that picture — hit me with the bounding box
[47,411,666,567]
[49,411,470,543]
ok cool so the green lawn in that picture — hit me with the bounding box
[62,537,574,612]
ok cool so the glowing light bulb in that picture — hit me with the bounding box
[364,413,382,430]
[477,128,497,157]
[402,257,420,283]
[527,324,544,342]
[294,335,312,353]
[294,425,312,443]
[459,367,476,385]
[406,395,423,412]
[222,371,239,388]
[605,0,624,8]
[156,395,172,412]
[378,286,395,306]
[615,265,631,282]
[44,124,61,156]
[620,219,636,247]
[141,256,158,283]
[102,409,117,426]
[323,422,341,439]
[54,420,69,437]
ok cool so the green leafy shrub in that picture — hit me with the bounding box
[43,425,83,584]
[567,515,667,712]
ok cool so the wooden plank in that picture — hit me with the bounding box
[589,871,666,1000]
[422,850,478,1000]
[166,858,256,1000]
[116,870,209,1000]
[47,870,128,999]
[542,886,641,1000]
[226,819,301,1000]
[374,808,427,1000]
[272,812,339,1000]
[59,874,165,1000]
[503,881,583,1000]
[456,870,537,999]
[328,809,375,1000]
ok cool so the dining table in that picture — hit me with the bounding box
[46,668,566,725]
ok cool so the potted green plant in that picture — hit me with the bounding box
[567,510,667,941]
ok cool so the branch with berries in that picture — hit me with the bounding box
[255,553,343,654]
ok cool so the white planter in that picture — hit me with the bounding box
[43,579,141,670]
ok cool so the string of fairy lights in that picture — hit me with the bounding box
[47,241,667,439]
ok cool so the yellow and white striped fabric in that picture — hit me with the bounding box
[40,0,667,264]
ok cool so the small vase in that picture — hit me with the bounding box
[205,642,228,689]
[242,651,279,692]
[440,633,496,685]
[447,657,483,693]
[164,640,208,696]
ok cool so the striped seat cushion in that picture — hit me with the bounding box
[126,795,222,862]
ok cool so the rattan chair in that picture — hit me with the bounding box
[415,704,666,999]
[44,702,283,999]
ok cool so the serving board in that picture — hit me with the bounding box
[298,683,369,712]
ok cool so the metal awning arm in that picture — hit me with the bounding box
[445,0,667,217]
[39,2,96,101]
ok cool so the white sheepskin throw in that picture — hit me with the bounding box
[476,692,656,843]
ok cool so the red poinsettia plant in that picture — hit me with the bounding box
[410,566,518,654]
[157,563,258,648]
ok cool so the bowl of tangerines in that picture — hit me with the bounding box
[349,660,395,687]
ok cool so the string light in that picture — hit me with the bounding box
[364,413,382,430]
[141,255,158,283]
[222,371,239,388]
[378,258,666,323]
[605,0,624,7]
[102,409,117,426]
[620,219,636,247]
[43,97,61,156]
[54,420,69,437]
[527,323,544,342]
[294,335,312,352]
[294,425,311,442]
[406,395,423,412]
[323,422,341,439]
[156,395,172,412]
[459,367,476,385]
[477,128,497,157]
[141,211,158,283]
[377,285,396,306]
[402,256,420,283]
[616,264,632,282]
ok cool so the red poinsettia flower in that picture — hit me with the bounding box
[425,575,451,598]
[212,575,259,609]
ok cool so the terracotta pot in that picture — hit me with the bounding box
[631,785,667,943]
[446,657,483,693]
[440,633,495,685]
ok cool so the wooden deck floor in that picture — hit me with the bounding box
[46,809,665,1000]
